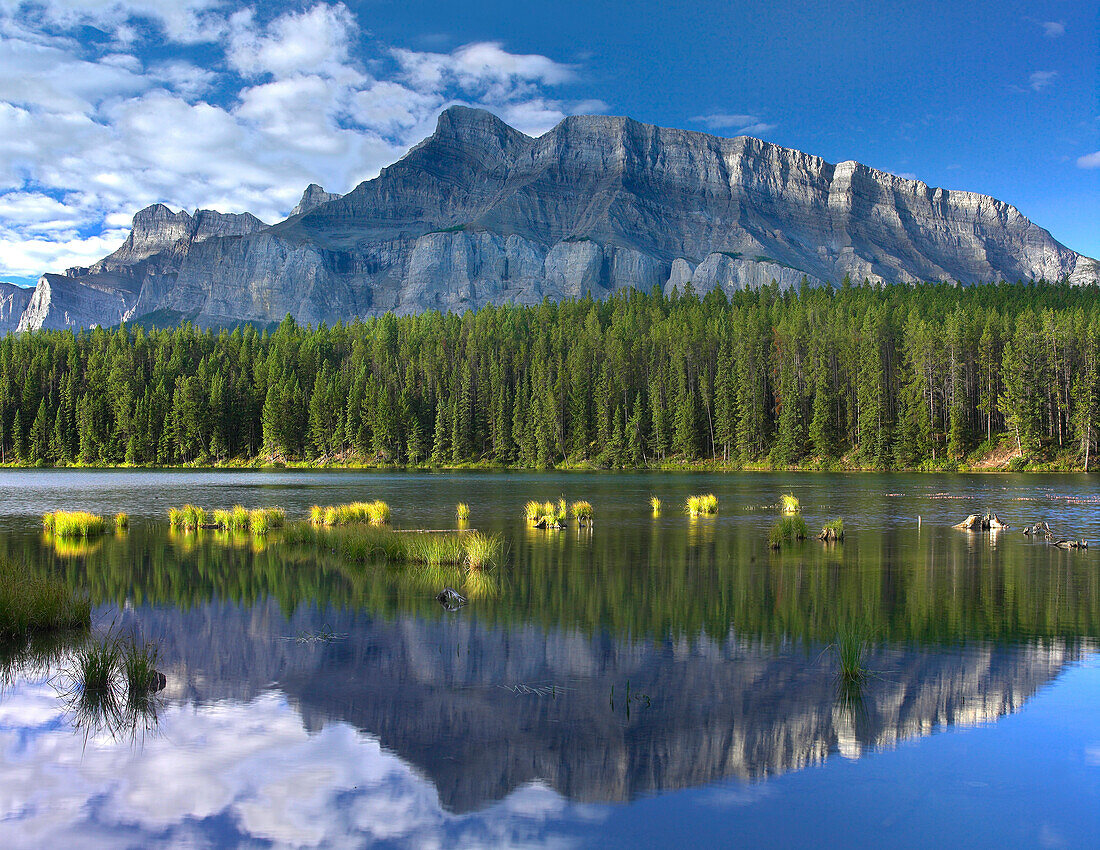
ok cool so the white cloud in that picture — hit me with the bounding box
[1029,70,1058,91]
[690,112,777,137]
[1041,21,1066,38]
[0,2,601,278]
[1077,152,1100,169]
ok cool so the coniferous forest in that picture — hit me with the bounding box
[2,280,1100,471]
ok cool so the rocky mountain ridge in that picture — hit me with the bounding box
[8,106,1098,331]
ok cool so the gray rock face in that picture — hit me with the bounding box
[16,273,130,331]
[0,282,32,333]
[290,183,341,217]
[13,106,1099,330]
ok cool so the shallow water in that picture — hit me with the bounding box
[1,470,1099,848]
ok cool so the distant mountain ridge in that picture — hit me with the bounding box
[9,105,1099,331]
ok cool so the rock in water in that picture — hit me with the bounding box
[436,587,468,611]
[12,106,1099,331]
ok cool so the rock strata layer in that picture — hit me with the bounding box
[10,106,1098,331]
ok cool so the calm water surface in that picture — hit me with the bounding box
[1,470,1099,848]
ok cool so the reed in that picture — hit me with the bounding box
[570,501,593,522]
[464,532,501,568]
[309,505,324,525]
[74,633,122,695]
[686,494,718,516]
[211,509,232,530]
[43,511,107,538]
[0,556,91,640]
[405,533,467,565]
[650,496,661,515]
[249,507,285,535]
[780,493,801,514]
[834,624,869,682]
[122,639,160,702]
[229,505,250,531]
[456,502,470,521]
[524,501,542,522]
[769,514,809,548]
[112,512,129,531]
[168,504,206,531]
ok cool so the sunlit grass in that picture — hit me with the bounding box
[819,517,844,541]
[570,501,593,523]
[456,502,470,521]
[43,511,107,538]
[464,532,501,568]
[686,494,718,516]
[650,496,661,515]
[780,493,800,514]
[112,512,129,532]
[524,500,543,522]
[168,504,206,531]
[249,507,285,535]
[310,501,391,526]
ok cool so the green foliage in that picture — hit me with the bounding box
[2,282,1099,471]
[686,494,718,515]
[780,493,800,513]
[43,511,107,538]
[650,496,661,514]
[570,500,593,521]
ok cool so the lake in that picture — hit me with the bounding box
[1,470,1099,848]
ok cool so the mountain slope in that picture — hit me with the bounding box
[12,106,1099,330]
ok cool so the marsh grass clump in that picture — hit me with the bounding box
[74,633,122,696]
[311,501,391,527]
[211,509,232,530]
[0,557,91,641]
[523,501,543,522]
[650,496,661,515]
[570,501,593,524]
[309,505,324,525]
[769,515,809,548]
[122,640,160,703]
[819,517,844,541]
[249,507,285,535]
[686,494,718,516]
[229,505,250,531]
[833,624,870,683]
[456,502,470,521]
[780,493,801,514]
[43,511,107,538]
[112,513,129,532]
[406,533,467,566]
[168,504,206,531]
[463,532,502,568]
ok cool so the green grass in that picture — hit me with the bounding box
[168,504,206,531]
[834,624,869,682]
[310,501,391,526]
[780,493,800,514]
[524,501,543,522]
[769,515,809,548]
[570,500,593,522]
[249,507,286,535]
[74,633,122,695]
[686,494,718,516]
[464,532,501,568]
[283,522,501,569]
[820,517,844,541]
[122,640,160,703]
[456,502,470,521]
[112,512,129,531]
[43,511,108,537]
[0,557,90,641]
[650,496,661,514]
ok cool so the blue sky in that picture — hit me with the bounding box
[0,0,1096,284]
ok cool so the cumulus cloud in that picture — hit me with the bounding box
[1077,152,1100,169]
[689,112,777,137]
[0,678,590,848]
[1041,21,1066,38]
[0,1,602,278]
[1029,70,1058,91]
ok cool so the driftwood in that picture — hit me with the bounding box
[818,527,844,541]
[1053,539,1089,550]
[1023,522,1052,537]
[435,587,467,611]
[533,518,564,529]
[954,513,1008,531]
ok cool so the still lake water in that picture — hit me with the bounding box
[1,470,1099,848]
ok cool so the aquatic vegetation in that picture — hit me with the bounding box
[456,502,470,521]
[769,515,809,548]
[780,493,800,514]
[43,511,107,538]
[168,504,206,531]
[211,509,232,530]
[833,624,869,683]
[122,640,161,702]
[248,507,286,535]
[0,557,90,641]
[686,494,718,516]
[310,501,391,527]
[464,532,502,568]
[463,567,500,600]
[230,505,251,531]
[73,634,122,695]
[570,500,593,523]
[819,518,844,541]
[650,496,661,514]
[404,532,467,565]
[309,505,325,525]
[112,512,129,531]
[524,501,543,522]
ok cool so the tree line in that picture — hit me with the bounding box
[2,280,1099,470]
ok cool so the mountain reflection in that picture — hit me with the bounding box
[130,601,1079,813]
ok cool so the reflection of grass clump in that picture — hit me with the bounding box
[0,557,90,641]
[686,494,718,516]
[769,515,808,548]
[43,511,107,538]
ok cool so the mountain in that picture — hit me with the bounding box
[11,106,1099,331]
[0,281,32,333]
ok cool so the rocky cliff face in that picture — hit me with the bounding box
[11,106,1098,331]
[0,282,32,333]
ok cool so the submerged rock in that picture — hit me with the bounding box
[435,587,467,611]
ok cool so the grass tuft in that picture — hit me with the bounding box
[43,511,107,538]
[686,494,718,516]
[769,515,809,548]
[456,502,470,521]
[570,500,593,522]
[650,496,661,514]
[834,624,869,682]
[112,512,129,531]
[464,532,501,568]
[780,493,801,514]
